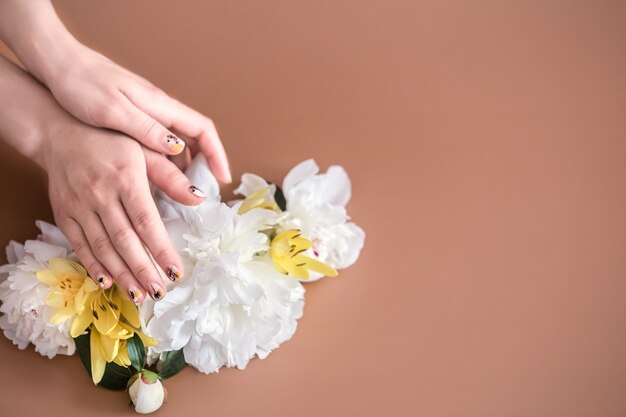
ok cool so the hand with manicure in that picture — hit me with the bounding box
[0,1,230,302]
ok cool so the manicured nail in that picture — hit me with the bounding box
[97,274,109,288]
[166,264,183,282]
[189,185,206,198]
[149,283,165,301]
[129,288,142,303]
[164,134,185,154]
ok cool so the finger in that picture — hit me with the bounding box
[170,146,192,171]
[76,212,147,303]
[57,217,114,290]
[123,86,231,184]
[103,92,187,156]
[98,200,166,302]
[119,174,185,283]
[143,147,206,205]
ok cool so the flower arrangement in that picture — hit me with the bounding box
[0,157,364,414]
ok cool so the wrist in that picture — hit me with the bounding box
[0,0,82,85]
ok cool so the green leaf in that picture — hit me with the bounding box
[126,333,146,372]
[274,185,287,211]
[158,349,186,380]
[75,333,133,391]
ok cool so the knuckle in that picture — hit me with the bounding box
[204,117,216,130]
[111,227,136,248]
[151,247,170,263]
[94,102,121,126]
[116,269,135,285]
[71,238,88,256]
[92,235,111,254]
[85,260,102,276]
[165,167,185,184]
[139,116,159,140]
[133,264,154,283]
[133,210,157,234]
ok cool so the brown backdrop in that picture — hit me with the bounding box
[1,1,625,416]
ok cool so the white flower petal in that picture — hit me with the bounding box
[282,159,319,195]
[234,173,272,197]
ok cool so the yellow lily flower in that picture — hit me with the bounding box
[36,258,99,325]
[37,258,156,384]
[71,285,156,384]
[270,229,338,279]
[238,188,279,214]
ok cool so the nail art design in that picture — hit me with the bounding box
[129,288,143,303]
[189,185,206,198]
[166,264,183,282]
[150,283,164,300]
[97,274,109,288]
[165,134,185,154]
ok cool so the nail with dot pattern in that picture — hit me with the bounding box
[188,185,206,198]
[164,134,185,154]
[129,288,142,303]
[149,283,165,301]
[96,274,109,288]
[166,264,183,282]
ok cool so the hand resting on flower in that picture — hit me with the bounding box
[0,54,202,303]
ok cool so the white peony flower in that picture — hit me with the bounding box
[235,159,365,281]
[147,155,305,374]
[0,221,76,358]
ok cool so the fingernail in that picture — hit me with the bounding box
[166,264,183,282]
[97,274,109,288]
[189,185,206,198]
[149,283,165,301]
[129,288,143,303]
[164,134,185,154]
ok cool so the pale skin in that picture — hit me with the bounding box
[0,1,231,302]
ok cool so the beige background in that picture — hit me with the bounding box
[1,1,626,416]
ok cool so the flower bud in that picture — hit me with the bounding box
[128,371,165,414]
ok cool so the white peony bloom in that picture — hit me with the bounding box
[235,159,365,281]
[147,155,305,374]
[0,221,75,358]
[128,372,165,414]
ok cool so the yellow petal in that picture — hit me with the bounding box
[291,236,312,251]
[115,285,141,328]
[70,308,93,338]
[36,269,59,286]
[83,278,99,292]
[302,255,338,278]
[50,257,87,278]
[92,294,119,335]
[99,333,120,362]
[135,330,157,348]
[45,290,69,309]
[114,343,131,367]
[272,257,289,275]
[90,331,106,385]
[281,254,309,278]
[50,307,76,325]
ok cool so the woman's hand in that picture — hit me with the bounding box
[0,54,204,303]
[0,0,231,182]
[45,43,232,183]
[40,120,204,303]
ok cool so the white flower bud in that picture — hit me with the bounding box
[128,372,165,414]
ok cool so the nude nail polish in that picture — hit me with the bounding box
[97,274,109,288]
[150,283,165,301]
[129,288,143,303]
[166,264,183,282]
[189,185,206,198]
[164,134,185,154]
